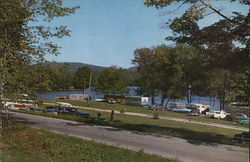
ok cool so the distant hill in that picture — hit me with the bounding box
[47,62,137,73]
[60,62,104,73]
[127,66,137,71]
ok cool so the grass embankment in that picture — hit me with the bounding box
[15,109,248,147]
[41,98,248,128]
[0,123,176,162]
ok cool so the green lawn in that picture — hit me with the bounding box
[40,98,248,127]
[14,108,248,147]
[0,123,177,162]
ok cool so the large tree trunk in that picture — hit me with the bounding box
[151,90,155,105]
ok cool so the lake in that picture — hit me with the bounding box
[37,86,221,108]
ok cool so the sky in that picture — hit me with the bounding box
[45,0,249,68]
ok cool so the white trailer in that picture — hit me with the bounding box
[69,94,89,101]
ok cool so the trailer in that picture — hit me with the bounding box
[186,103,209,113]
[69,94,89,101]
[125,96,149,106]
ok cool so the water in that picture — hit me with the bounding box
[37,86,221,108]
[37,86,138,100]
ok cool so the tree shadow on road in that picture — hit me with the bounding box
[10,115,38,125]
[96,122,234,147]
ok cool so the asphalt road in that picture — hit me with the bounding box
[10,112,249,162]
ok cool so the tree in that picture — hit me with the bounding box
[73,67,91,90]
[0,0,79,103]
[133,48,160,104]
[145,0,250,106]
[133,44,205,105]
[208,69,236,110]
[0,0,78,130]
[95,66,128,95]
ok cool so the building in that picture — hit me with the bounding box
[125,96,149,106]
[69,94,89,101]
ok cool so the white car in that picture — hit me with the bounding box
[206,110,229,119]
[55,102,72,107]
[108,99,116,104]
[95,98,105,102]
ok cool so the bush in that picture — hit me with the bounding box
[227,108,237,122]
[120,109,126,114]
[153,111,159,119]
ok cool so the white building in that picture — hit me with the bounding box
[69,94,89,101]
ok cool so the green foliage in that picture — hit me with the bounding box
[153,111,159,119]
[45,62,74,91]
[0,0,79,102]
[72,66,91,90]
[95,66,128,95]
[133,44,206,103]
[120,108,127,114]
[208,69,237,110]
[144,0,250,105]
[233,66,250,105]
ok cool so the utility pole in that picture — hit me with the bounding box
[88,72,92,106]
[187,85,192,103]
[83,81,86,94]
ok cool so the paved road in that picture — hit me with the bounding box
[10,112,249,162]
[44,102,249,131]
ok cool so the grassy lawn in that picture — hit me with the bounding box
[0,122,177,162]
[14,108,248,147]
[40,98,248,128]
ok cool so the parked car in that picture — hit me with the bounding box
[95,98,105,102]
[59,107,89,118]
[108,98,116,104]
[206,110,229,119]
[44,105,63,113]
[168,102,186,111]
[238,119,250,126]
[149,104,167,111]
[233,131,250,144]
[172,108,192,113]
[236,113,249,121]
[188,110,199,116]
[226,113,249,121]
[56,102,72,107]
[26,107,43,112]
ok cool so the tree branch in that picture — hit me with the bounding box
[199,0,236,23]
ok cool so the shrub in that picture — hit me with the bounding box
[120,109,126,114]
[153,111,159,119]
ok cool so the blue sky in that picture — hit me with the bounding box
[46,0,248,68]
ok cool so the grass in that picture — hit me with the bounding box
[0,122,177,162]
[14,108,249,147]
[40,98,248,128]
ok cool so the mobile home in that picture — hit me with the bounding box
[69,94,89,101]
[125,96,149,106]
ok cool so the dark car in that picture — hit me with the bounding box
[188,110,199,116]
[233,131,250,144]
[44,105,63,113]
[60,107,89,118]
[27,107,43,112]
